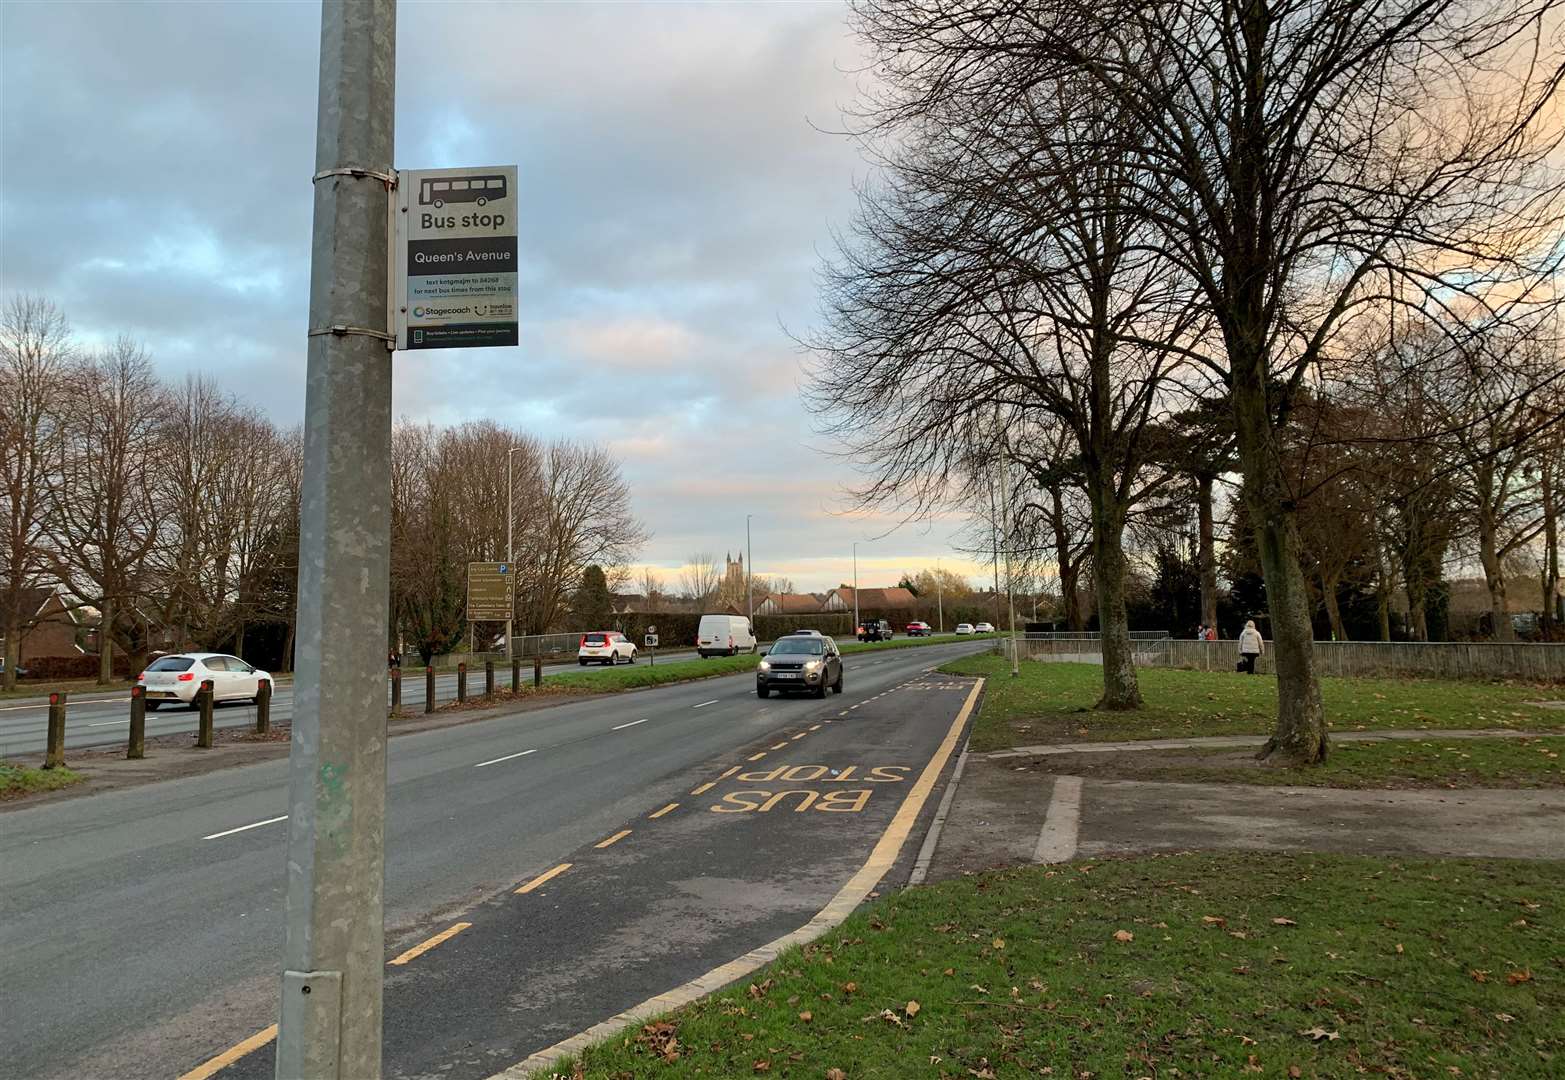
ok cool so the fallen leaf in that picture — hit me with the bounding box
[1494,1012,1515,1023]
[943,968,955,977]
[842,981,858,994]
[1395,943,1404,954]
[1471,970,1489,983]
[906,999,921,1018]
[1288,1067,1303,1078]
[753,1061,770,1073]
[1202,915,1227,927]
[827,1070,847,1080]
[1113,930,1135,942]
[1272,917,1298,926]
[992,937,1005,950]
[1299,1027,1341,1042]
[798,1011,813,1022]
[1507,969,1533,985]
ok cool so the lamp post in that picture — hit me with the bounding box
[935,557,944,634]
[506,445,526,661]
[852,541,860,636]
[746,513,754,631]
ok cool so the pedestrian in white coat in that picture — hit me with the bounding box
[1237,620,1264,674]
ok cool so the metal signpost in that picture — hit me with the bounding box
[279,4,519,1072]
[645,625,659,666]
[394,166,519,351]
[467,561,514,652]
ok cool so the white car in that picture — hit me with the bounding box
[975,622,996,633]
[138,653,273,710]
[954,623,975,635]
[578,631,637,665]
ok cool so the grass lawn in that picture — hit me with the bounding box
[1034,736,1565,790]
[0,761,85,800]
[941,654,1564,752]
[552,852,1564,1080]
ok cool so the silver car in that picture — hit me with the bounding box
[757,635,843,699]
[138,652,273,710]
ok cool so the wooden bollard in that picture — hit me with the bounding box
[457,662,467,703]
[195,679,214,748]
[532,655,542,688]
[389,668,401,714]
[484,659,495,697]
[425,665,435,713]
[511,656,521,694]
[256,679,272,734]
[128,685,146,759]
[44,692,67,769]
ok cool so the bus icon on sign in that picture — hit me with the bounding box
[419,174,507,209]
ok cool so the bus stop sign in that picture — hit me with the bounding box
[394,165,519,351]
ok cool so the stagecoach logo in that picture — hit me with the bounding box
[413,305,473,319]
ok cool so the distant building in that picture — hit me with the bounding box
[1,587,86,663]
[823,586,917,613]
[718,551,747,611]
[755,593,824,615]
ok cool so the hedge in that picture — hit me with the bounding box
[17,654,135,680]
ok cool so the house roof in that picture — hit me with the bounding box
[829,586,917,609]
[765,593,823,614]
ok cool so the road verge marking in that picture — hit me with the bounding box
[176,1023,278,1080]
[908,738,970,886]
[474,748,537,768]
[612,717,649,730]
[493,676,985,1080]
[648,803,678,819]
[595,829,632,848]
[516,863,572,894]
[388,922,472,966]
[1034,776,1084,864]
[202,814,288,841]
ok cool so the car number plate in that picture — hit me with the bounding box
[148,691,176,699]
[773,672,801,679]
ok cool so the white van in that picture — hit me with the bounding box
[697,614,757,658]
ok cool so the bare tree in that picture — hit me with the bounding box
[678,552,721,609]
[0,295,71,689]
[848,0,1563,761]
[637,566,665,612]
[48,339,163,681]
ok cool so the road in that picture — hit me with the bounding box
[0,639,987,1080]
[0,648,707,756]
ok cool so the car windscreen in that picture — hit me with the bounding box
[147,657,195,672]
[770,639,824,656]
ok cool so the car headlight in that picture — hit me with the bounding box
[758,660,771,672]
[804,659,822,672]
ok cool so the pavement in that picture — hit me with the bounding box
[0,649,709,756]
[0,640,987,1080]
[921,737,1565,884]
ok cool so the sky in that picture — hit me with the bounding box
[0,0,988,593]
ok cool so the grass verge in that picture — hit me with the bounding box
[0,761,85,800]
[1021,735,1565,790]
[553,852,1564,1080]
[941,653,1563,752]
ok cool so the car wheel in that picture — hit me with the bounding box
[813,681,828,699]
[629,649,637,663]
[832,672,844,694]
[757,685,770,698]
[579,659,588,666]
[145,701,161,712]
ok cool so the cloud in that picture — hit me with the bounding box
[1,1,977,591]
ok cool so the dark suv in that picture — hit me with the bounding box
[857,618,893,642]
[757,634,843,698]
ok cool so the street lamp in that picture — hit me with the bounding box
[506,445,527,661]
[746,514,754,631]
[852,541,860,636]
[935,557,944,634]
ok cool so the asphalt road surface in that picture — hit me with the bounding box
[0,648,708,756]
[0,639,987,1080]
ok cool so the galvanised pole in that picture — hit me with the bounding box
[276,1,396,1075]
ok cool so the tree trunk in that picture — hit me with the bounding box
[1198,473,1218,630]
[1230,354,1328,765]
[280,620,296,673]
[1477,516,1515,642]
[1050,486,1085,631]
[234,619,247,660]
[98,596,114,684]
[1541,458,1559,639]
[1088,487,1142,710]
[2,609,18,691]
[1320,573,1345,641]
